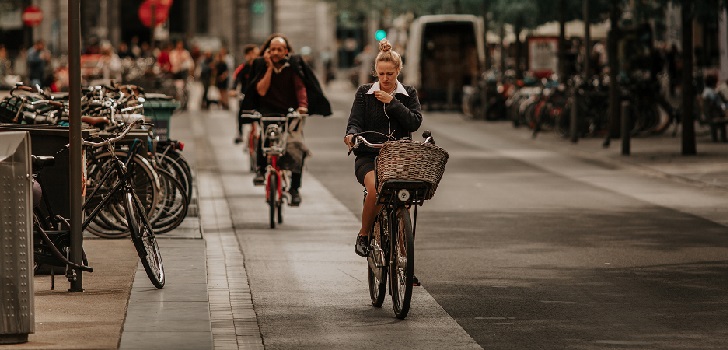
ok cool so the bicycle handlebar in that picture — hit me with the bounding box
[347,130,436,156]
[240,110,308,121]
[81,119,143,147]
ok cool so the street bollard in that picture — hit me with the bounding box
[621,100,631,155]
[570,88,579,143]
[0,131,34,344]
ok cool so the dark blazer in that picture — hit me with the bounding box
[241,54,332,116]
[346,83,423,156]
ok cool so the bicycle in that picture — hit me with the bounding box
[31,155,93,289]
[348,130,448,319]
[81,119,165,288]
[242,110,306,229]
[234,111,260,173]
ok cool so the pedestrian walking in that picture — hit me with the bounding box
[26,40,50,88]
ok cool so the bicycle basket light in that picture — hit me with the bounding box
[266,124,280,143]
[397,189,410,202]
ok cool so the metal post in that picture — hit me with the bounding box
[481,0,489,120]
[621,100,631,155]
[583,0,591,78]
[570,87,579,143]
[68,0,83,292]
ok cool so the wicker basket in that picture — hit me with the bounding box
[375,139,449,200]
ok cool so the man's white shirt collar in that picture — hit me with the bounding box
[272,62,290,74]
[366,81,409,96]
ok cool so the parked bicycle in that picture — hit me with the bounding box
[348,130,448,319]
[242,109,306,229]
[32,155,93,289]
[81,119,165,288]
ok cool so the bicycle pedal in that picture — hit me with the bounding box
[234,137,243,144]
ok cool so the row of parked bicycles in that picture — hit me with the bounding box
[465,73,680,138]
[0,82,193,289]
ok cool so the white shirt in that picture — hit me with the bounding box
[366,81,409,96]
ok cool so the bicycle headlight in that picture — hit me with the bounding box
[397,189,410,202]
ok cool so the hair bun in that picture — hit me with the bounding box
[378,39,391,52]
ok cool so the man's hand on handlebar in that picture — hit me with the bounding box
[344,134,354,149]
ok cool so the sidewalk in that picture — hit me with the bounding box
[8,80,728,349]
[494,121,728,192]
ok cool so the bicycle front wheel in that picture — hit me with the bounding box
[267,174,277,229]
[126,192,165,288]
[367,213,387,307]
[390,207,414,319]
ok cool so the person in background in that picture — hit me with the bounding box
[130,36,142,58]
[199,51,214,109]
[0,45,12,88]
[214,50,230,109]
[241,33,332,206]
[233,44,261,90]
[702,74,727,127]
[99,43,122,82]
[156,42,172,74]
[26,40,50,88]
[139,42,154,59]
[344,38,422,268]
[169,40,193,79]
[232,44,261,142]
[117,42,135,59]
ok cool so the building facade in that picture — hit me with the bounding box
[16,0,333,71]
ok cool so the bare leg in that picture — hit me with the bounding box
[359,170,381,237]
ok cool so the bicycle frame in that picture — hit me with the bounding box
[82,139,145,230]
[351,131,437,319]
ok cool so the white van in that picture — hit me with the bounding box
[404,14,485,111]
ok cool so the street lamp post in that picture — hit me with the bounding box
[68,0,83,292]
[482,0,489,120]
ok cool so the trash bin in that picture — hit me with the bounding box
[0,125,92,220]
[143,93,179,142]
[0,131,34,344]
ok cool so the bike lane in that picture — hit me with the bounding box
[196,106,482,349]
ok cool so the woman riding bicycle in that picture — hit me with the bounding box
[344,38,422,258]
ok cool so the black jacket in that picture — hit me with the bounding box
[241,54,332,116]
[346,83,423,156]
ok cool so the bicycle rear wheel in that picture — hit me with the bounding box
[126,191,165,288]
[150,168,189,234]
[267,174,277,229]
[390,207,414,319]
[367,213,387,307]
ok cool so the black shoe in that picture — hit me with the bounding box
[289,190,301,207]
[253,171,265,186]
[412,275,421,286]
[234,136,243,144]
[354,235,368,257]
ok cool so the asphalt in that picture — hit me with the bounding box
[4,79,728,349]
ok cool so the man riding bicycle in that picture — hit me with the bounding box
[241,34,331,206]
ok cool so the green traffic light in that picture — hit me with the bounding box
[375,30,386,41]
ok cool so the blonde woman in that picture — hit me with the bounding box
[344,38,422,261]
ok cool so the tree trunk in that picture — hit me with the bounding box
[681,0,697,155]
